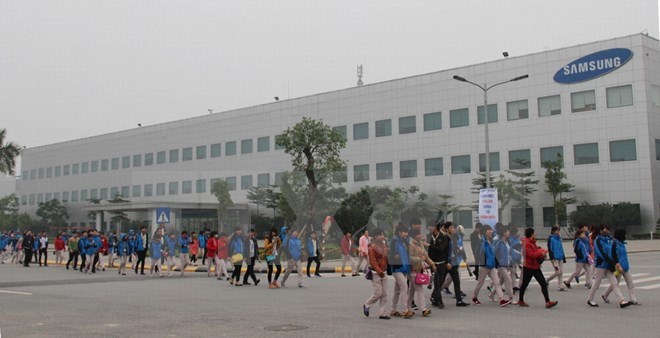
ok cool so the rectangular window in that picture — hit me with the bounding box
[507,100,529,121]
[71,163,79,175]
[45,193,52,201]
[606,85,633,108]
[538,95,561,117]
[46,167,53,177]
[110,187,119,198]
[169,149,179,163]
[511,207,534,227]
[333,166,348,183]
[182,180,192,194]
[477,104,498,124]
[196,145,207,159]
[133,154,141,167]
[71,191,78,202]
[453,210,473,229]
[122,156,130,168]
[257,173,270,188]
[80,190,88,201]
[651,84,660,107]
[121,186,129,198]
[196,179,207,193]
[241,139,253,154]
[375,119,392,137]
[145,153,154,166]
[210,143,221,157]
[424,157,443,176]
[450,108,469,128]
[376,162,393,180]
[111,158,119,170]
[81,162,88,174]
[451,155,471,174]
[30,169,36,180]
[257,137,269,152]
[91,161,99,172]
[29,194,35,205]
[423,112,442,131]
[169,182,178,195]
[62,191,69,202]
[55,166,62,176]
[354,164,369,182]
[22,170,28,180]
[540,146,564,165]
[156,151,166,164]
[609,139,637,162]
[353,122,369,140]
[182,147,193,161]
[144,184,153,197]
[241,175,253,190]
[479,152,500,172]
[656,139,660,160]
[156,183,165,196]
[400,160,417,178]
[226,177,237,191]
[613,203,641,226]
[332,126,347,141]
[571,90,596,112]
[100,188,108,200]
[274,172,285,186]
[37,194,44,203]
[274,135,285,150]
[543,206,566,227]
[226,141,237,156]
[21,195,27,205]
[398,116,416,134]
[90,189,98,199]
[508,149,531,169]
[574,143,599,165]
[132,185,141,198]
[54,192,61,201]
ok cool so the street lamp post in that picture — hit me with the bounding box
[452,74,528,188]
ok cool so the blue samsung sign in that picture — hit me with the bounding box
[554,48,633,84]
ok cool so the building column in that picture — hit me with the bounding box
[95,211,102,231]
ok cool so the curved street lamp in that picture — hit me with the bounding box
[452,74,529,188]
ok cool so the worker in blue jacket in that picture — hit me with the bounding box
[198,229,208,266]
[471,224,508,306]
[117,234,131,275]
[603,228,639,305]
[281,230,304,288]
[566,229,592,289]
[587,224,631,308]
[493,227,515,302]
[178,231,191,277]
[546,226,567,291]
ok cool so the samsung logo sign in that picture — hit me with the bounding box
[554,48,633,84]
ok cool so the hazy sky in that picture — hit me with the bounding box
[1,0,658,154]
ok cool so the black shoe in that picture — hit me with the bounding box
[315,274,322,277]
[66,266,69,270]
[255,279,261,286]
[140,272,146,275]
[620,301,632,308]
[437,303,445,309]
[307,274,311,278]
[443,288,452,295]
[378,315,391,320]
[456,301,469,307]
[243,282,252,285]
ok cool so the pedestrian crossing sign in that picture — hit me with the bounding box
[156,207,170,224]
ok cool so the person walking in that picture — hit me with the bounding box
[442,223,469,306]
[546,226,567,291]
[341,231,358,277]
[22,231,35,267]
[587,224,631,308]
[164,233,178,277]
[356,230,370,273]
[229,228,244,286]
[408,229,436,317]
[117,233,131,275]
[565,229,592,289]
[306,231,321,277]
[469,223,483,280]
[216,233,230,280]
[54,233,65,266]
[149,236,164,277]
[134,226,149,275]
[178,231,191,277]
[264,228,282,289]
[362,228,390,319]
[518,228,558,308]
[242,229,260,286]
[78,231,88,273]
[205,231,218,277]
[428,222,450,308]
[65,232,79,270]
[389,224,412,318]
[281,230,304,288]
[108,232,118,268]
[38,231,48,267]
[492,227,515,304]
[84,231,99,274]
[189,232,199,266]
[199,229,209,266]
[471,225,509,307]
[603,228,639,305]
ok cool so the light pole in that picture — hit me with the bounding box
[452,74,528,188]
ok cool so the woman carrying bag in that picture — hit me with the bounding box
[407,229,436,317]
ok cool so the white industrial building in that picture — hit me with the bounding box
[16,33,660,235]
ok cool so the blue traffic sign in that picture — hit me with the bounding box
[156,207,170,224]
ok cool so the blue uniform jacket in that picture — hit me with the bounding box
[151,241,163,260]
[594,235,614,270]
[178,236,190,254]
[287,237,302,260]
[481,238,497,269]
[573,238,589,263]
[612,239,629,272]
[547,234,565,261]
[494,239,511,267]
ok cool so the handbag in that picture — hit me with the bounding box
[231,253,244,264]
[365,268,373,280]
[415,270,430,285]
[266,254,276,262]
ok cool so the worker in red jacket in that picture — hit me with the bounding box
[54,234,66,265]
[341,231,357,277]
[206,232,218,277]
[518,227,558,309]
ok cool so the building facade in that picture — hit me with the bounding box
[17,34,660,235]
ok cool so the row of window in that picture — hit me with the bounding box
[19,85,646,182]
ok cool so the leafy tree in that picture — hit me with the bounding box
[334,187,374,234]
[0,128,21,175]
[264,187,281,218]
[543,153,576,226]
[612,202,642,229]
[436,194,456,223]
[506,159,539,208]
[36,199,69,228]
[399,186,434,225]
[276,117,347,225]
[369,186,405,228]
[211,179,234,233]
[0,193,19,216]
[278,171,346,228]
[246,186,268,214]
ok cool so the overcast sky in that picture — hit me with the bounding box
[1,0,659,156]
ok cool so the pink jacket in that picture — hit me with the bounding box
[359,235,369,256]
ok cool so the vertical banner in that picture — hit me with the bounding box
[479,188,499,227]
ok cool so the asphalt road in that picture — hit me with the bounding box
[1,252,660,338]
